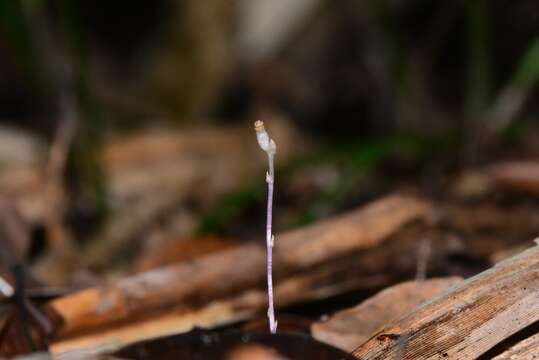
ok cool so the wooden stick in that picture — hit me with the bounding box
[46,195,429,337]
[352,244,539,360]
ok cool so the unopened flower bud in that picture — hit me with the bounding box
[254,120,276,155]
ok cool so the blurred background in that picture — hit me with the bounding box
[0,0,539,287]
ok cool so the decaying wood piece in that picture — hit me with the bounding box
[492,332,539,359]
[49,248,411,355]
[46,195,429,338]
[312,277,462,352]
[273,195,427,268]
[352,244,539,360]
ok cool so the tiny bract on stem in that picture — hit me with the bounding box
[254,120,277,334]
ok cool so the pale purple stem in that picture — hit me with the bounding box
[266,154,277,333]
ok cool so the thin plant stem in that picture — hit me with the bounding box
[254,120,277,333]
[266,153,276,333]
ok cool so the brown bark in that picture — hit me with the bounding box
[351,244,539,360]
[46,195,429,338]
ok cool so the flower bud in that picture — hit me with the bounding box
[254,120,276,155]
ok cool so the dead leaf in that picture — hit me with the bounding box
[311,277,462,351]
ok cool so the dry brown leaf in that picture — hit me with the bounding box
[311,277,462,352]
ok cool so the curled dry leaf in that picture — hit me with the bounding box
[311,277,462,351]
